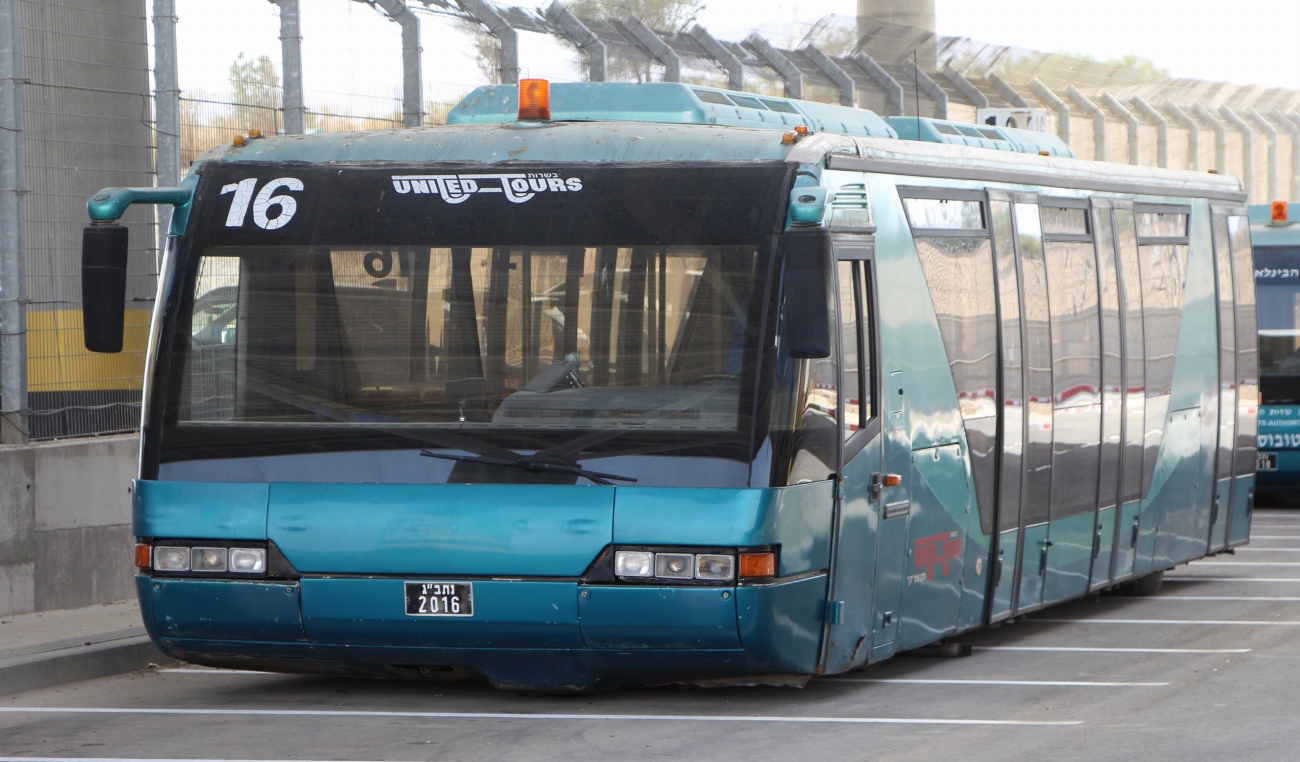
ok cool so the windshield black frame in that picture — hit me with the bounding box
[143,161,795,485]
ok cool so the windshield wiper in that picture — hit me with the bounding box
[419,450,637,486]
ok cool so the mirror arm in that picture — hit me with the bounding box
[87,176,198,234]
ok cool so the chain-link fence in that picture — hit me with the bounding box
[6,0,1300,441]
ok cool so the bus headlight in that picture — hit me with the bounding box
[229,548,267,574]
[695,554,735,581]
[153,546,190,572]
[614,550,654,577]
[655,553,695,579]
[191,547,228,572]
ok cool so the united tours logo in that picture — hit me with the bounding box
[390,172,583,204]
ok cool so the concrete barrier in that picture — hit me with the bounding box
[0,434,139,616]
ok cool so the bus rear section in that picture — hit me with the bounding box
[1252,202,1300,504]
[127,157,851,689]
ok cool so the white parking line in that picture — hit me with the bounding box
[1167,577,1300,582]
[1189,562,1300,566]
[976,646,1249,654]
[1233,548,1300,552]
[1034,618,1300,625]
[1144,596,1300,601]
[1250,536,1300,539]
[832,678,1167,687]
[0,707,1081,727]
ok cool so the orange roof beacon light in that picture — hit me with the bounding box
[1272,200,1290,225]
[518,78,552,122]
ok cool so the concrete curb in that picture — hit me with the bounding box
[0,633,173,697]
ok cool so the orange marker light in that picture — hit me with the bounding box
[781,131,796,144]
[248,129,263,138]
[232,134,246,147]
[518,78,551,121]
[134,543,152,570]
[739,551,777,578]
[1273,200,1289,223]
[884,473,903,487]
[794,125,810,135]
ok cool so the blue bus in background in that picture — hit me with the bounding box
[1252,201,1300,504]
[79,80,1257,691]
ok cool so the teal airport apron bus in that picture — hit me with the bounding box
[81,80,1258,690]
[1250,201,1300,504]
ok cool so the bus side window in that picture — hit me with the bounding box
[837,259,875,442]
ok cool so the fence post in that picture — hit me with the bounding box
[853,52,903,116]
[1274,110,1300,202]
[1164,101,1198,171]
[1192,103,1227,175]
[1101,92,1139,165]
[457,0,518,85]
[987,71,1028,108]
[153,0,180,260]
[0,0,26,442]
[544,2,605,82]
[1066,86,1106,162]
[688,25,742,92]
[901,57,945,119]
[1129,95,1167,168]
[269,0,305,134]
[370,0,423,127]
[744,34,801,100]
[620,14,679,83]
[1247,108,1278,202]
[1029,79,1069,145]
[1219,105,1254,202]
[941,65,987,109]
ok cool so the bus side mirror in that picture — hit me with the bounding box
[81,224,130,353]
[782,228,833,359]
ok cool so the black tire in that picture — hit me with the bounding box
[1119,570,1165,597]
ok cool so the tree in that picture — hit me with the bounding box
[227,53,281,134]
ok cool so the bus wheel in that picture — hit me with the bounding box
[1120,570,1165,597]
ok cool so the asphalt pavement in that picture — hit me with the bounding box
[2,510,1299,761]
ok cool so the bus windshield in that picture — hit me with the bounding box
[156,162,792,483]
[1257,245,1300,403]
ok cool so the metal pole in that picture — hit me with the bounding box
[901,56,945,119]
[620,14,680,83]
[0,0,26,442]
[987,71,1028,108]
[270,0,305,134]
[1165,101,1198,171]
[803,45,854,107]
[544,1,605,82]
[1029,79,1069,145]
[153,0,180,256]
[744,34,802,100]
[941,65,987,109]
[688,25,742,92]
[1219,105,1254,202]
[1129,95,1168,168]
[853,52,904,116]
[1247,108,1279,201]
[371,0,422,127]
[457,0,518,85]
[1101,92,1139,165]
[1277,110,1300,202]
[1066,85,1106,162]
[1192,102,1227,175]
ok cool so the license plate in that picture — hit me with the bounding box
[1258,452,1279,471]
[405,581,473,617]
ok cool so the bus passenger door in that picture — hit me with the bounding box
[822,237,884,673]
[1208,207,1236,553]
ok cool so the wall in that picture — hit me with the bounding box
[0,434,138,616]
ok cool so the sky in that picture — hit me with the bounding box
[171,0,1300,104]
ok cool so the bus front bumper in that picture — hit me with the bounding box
[137,573,827,690]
